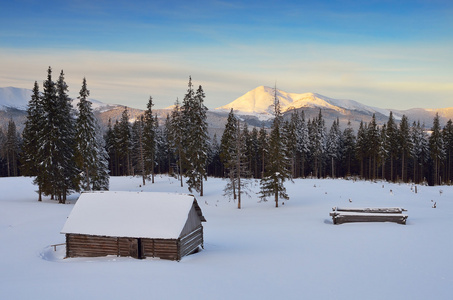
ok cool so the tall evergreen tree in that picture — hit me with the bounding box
[386,112,399,181]
[326,118,341,178]
[143,96,157,183]
[367,114,380,179]
[4,120,20,176]
[38,67,77,203]
[259,86,291,207]
[399,115,411,182]
[378,124,388,179]
[296,111,310,178]
[257,124,268,178]
[429,113,444,185]
[21,81,45,200]
[169,99,184,187]
[342,120,356,176]
[75,78,109,191]
[181,78,209,196]
[117,107,132,175]
[356,121,368,178]
[442,119,453,183]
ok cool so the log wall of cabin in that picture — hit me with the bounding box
[66,226,204,260]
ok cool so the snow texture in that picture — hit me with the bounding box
[215,86,395,120]
[1,175,453,300]
[61,191,196,239]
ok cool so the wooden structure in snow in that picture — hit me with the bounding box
[330,207,408,225]
[61,191,206,261]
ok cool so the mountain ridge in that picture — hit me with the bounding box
[1,86,452,134]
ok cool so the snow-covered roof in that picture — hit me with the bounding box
[61,191,202,239]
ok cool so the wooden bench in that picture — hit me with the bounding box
[330,207,408,225]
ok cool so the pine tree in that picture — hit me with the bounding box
[21,81,45,200]
[367,114,380,179]
[309,110,327,178]
[399,115,411,182]
[442,119,453,183]
[285,111,299,178]
[326,118,341,178]
[386,112,399,182]
[38,67,77,203]
[356,121,368,178]
[2,120,20,177]
[143,97,157,183]
[104,119,117,175]
[259,86,291,207]
[181,78,209,196]
[207,133,222,177]
[131,117,145,183]
[220,110,250,207]
[342,120,356,177]
[296,111,310,178]
[257,124,268,179]
[220,109,238,179]
[75,78,109,191]
[378,124,388,179]
[169,99,184,187]
[117,107,132,175]
[429,113,444,185]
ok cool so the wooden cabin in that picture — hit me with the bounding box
[61,191,206,261]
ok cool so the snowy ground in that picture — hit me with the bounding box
[1,175,452,300]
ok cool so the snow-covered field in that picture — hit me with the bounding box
[1,175,452,300]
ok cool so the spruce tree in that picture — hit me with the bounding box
[442,119,453,183]
[378,124,388,179]
[5,120,20,177]
[296,111,310,178]
[259,86,291,207]
[367,114,380,179]
[143,96,157,183]
[399,115,411,182]
[429,113,444,185]
[342,120,356,177]
[258,124,268,179]
[75,78,109,191]
[356,121,368,178]
[117,107,132,175]
[386,112,399,182]
[55,70,78,201]
[21,81,45,200]
[181,78,209,196]
[326,118,341,178]
[38,67,77,203]
[169,99,184,187]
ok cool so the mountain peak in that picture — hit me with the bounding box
[0,86,32,110]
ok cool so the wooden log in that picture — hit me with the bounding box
[331,212,408,225]
[333,207,407,213]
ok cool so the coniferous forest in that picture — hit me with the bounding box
[2,71,453,203]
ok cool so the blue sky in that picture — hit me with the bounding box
[1,0,452,109]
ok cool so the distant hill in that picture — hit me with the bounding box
[1,86,452,136]
[215,86,453,129]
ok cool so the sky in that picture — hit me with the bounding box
[0,0,452,110]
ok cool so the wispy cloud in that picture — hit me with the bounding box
[1,37,452,110]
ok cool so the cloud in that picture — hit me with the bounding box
[1,41,452,110]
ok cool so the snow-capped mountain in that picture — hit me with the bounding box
[0,86,113,112]
[0,87,32,110]
[215,86,453,129]
[215,86,392,120]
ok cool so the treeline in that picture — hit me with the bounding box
[2,79,453,198]
[104,99,453,188]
